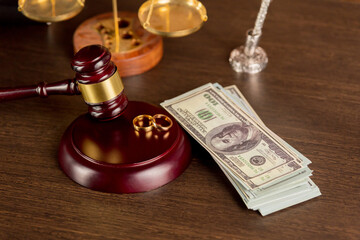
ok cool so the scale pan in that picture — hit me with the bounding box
[138,0,207,37]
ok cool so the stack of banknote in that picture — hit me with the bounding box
[161,83,321,216]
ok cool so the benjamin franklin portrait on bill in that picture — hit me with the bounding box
[205,122,261,155]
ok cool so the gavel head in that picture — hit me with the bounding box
[71,45,128,120]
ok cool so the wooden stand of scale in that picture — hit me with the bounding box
[73,10,163,77]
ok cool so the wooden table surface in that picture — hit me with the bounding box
[0,0,359,239]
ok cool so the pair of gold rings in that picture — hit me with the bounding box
[133,114,173,132]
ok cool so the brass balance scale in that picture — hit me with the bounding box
[18,0,208,76]
[18,0,86,23]
[138,0,208,37]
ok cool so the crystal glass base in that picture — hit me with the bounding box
[229,46,268,74]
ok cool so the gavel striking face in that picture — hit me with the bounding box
[0,45,128,120]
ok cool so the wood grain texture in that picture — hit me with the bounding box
[0,79,79,101]
[73,12,163,77]
[0,0,359,239]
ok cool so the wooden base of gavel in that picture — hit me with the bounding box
[0,45,191,193]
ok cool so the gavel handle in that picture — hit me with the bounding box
[0,79,80,102]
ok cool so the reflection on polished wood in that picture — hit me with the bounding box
[0,0,359,239]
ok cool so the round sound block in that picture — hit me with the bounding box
[58,101,191,193]
[73,12,163,77]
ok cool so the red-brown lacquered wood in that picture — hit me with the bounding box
[71,45,129,120]
[87,91,128,120]
[73,12,163,77]
[0,79,80,102]
[0,45,128,120]
[58,101,192,193]
[71,44,116,84]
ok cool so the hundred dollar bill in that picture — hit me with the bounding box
[218,84,314,196]
[161,83,305,189]
[224,85,264,125]
[216,149,312,200]
[220,84,320,211]
[258,179,321,216]
[222,84,312,166]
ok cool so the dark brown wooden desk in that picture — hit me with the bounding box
[0,0,359,239]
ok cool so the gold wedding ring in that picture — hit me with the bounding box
[133,115,154,132]
[133,114,173,132]
[153,114,173,132]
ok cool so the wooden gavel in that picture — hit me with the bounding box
[0,45,128,120]
[0,44,193,194]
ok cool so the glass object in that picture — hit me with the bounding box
[138,0,208,37]
[229,0,271,74]
[18,0,85,22]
